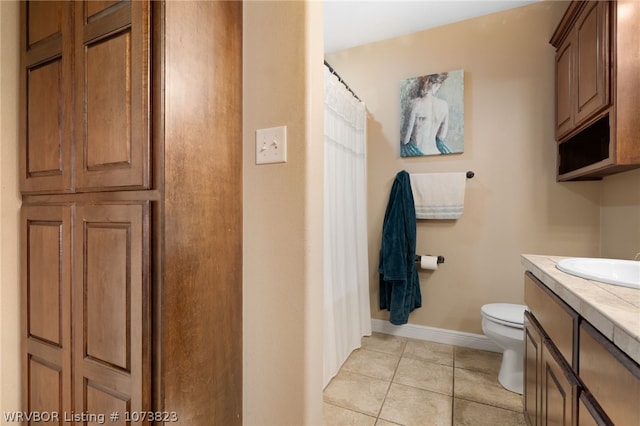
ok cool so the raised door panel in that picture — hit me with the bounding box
[20,1,73,194]
[524,311,543,426]
[21,204,72,421]
[574,1,609,125]
[73,202,150,423]
[555,36,573,139]
[541,340,577,426]
[28,357,63,420]
[75,0,150,192]
[27,1,61,45]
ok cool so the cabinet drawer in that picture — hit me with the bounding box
[578,390,612,426]
[579,321,640,426]
[524,272,578,368]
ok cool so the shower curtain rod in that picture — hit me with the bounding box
[324,60,362,102]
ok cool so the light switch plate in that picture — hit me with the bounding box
[256,126,287,165]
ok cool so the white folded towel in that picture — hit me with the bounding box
[410,172,467,219]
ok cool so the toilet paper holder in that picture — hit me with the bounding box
[415,255,445,264]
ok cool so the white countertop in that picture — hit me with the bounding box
[521,254,640,364]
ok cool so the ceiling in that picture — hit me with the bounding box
[324,0,539,54]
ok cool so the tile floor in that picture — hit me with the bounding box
[323,333,526,426]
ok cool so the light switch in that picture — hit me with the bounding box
[256,126,287,165]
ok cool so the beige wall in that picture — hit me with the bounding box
[601,168,640,259]
[326,2,604,334]
[243,1,323,425]
[0,0,22,421]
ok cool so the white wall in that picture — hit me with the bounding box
[243,1,324,424]
[0,1,22,421]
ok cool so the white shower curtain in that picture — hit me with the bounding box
[323,65,371,387]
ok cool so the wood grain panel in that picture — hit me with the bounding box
[75,0,149,191]
[86,380,129,426]
[21,204,72,420]
[86,1,121,20]
[28,357,62,415]
[541,340,578,426]
[579,321,639,426]
[74,201,149,422]
[524,311,543,426]
[555,40,573,138]
[27,60,63,177]
[85,224,129,370]
[524,272,578,369]
[85,33,131,170]
[26,219,62,345]
[27,1,61,46]
[614,0,640,165]
[160,1,243,423]
[20,1,73,194]
[574,1,609,125]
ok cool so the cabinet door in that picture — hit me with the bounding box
[524,311,544,426]
[74,0,151,191]
[573,1,609,126]
[21,204,73,420]
[20,1,74,193]
[555,33,574,139]
[73,202,150,422]
[541,339,578,426]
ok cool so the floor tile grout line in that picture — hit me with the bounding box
[374,338,408,423]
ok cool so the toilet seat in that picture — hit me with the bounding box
[481,303,526,329]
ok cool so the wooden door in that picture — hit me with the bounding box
[574,1,609,126]
[74,0,151,191]
[21,204,73,421]
[73,202,150,423]
[20,1,74,194]
[541,340,578,426]
[524,311,543,426]
[555,34,574,139]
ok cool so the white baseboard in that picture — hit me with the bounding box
[371,318,501,353]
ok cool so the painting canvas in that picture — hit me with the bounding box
[400,69,464,157]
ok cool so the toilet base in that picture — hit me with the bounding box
[498,348,523,394]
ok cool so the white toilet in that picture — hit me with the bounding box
[481,303,527,394]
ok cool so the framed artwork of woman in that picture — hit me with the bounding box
[400,69,464,157]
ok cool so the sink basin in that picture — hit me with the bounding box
[556,258,640,289]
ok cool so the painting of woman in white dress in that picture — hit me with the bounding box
[400,69,464,157]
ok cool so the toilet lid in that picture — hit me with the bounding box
[481,303,527,327]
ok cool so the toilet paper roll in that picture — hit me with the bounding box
[420,255,438,271]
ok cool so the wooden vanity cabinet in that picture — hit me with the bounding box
[20,1,243,424]
[523,271,640,426]
[550,0,640,181]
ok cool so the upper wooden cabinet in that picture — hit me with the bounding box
[554,1,609,139]
[20,1,150,194]
[550,0,640,181]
